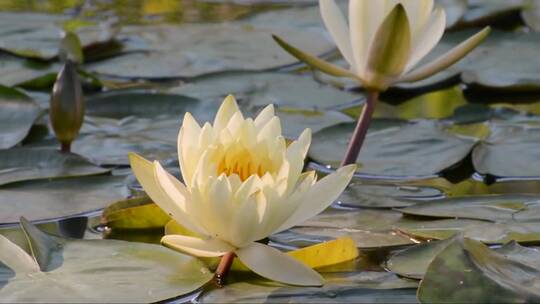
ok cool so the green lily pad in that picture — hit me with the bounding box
[200,272,417,304]
[169,72,360,109]
[0,147,109,186]
[0,53,59,87]
[455,0,525,29]
[461,31,540,91]
[87,6,334,79]
[399,194,540,222]
[0,12,118,61]
[387,237,540,281]
[395,218,540,244]
[271,209,415,250]
[85,91,207,119]
[102,196,170,230]
[337,181,443,209]
[0,218,212,303]
[473,123,540,178]
[309,120,477,178]
[276,108,353,139]
[418,236,540,303]
[0,175,128,225]
[0,86,41,149]
[522,0,540,31]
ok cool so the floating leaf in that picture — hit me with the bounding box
[399,194,540,222]
[0,147,109,186]
[169,72,360,110]
[102,196,170,230]
[200,271,417,303]
[0,53,59,87]
[395,218,540,244]
[386,234,461,279]
[0,175,127,225]
[0,218,213,303]
[0,86,41,149]
[309,120,477,178]
[337,181,442,209]
[88,6,334,78]
[418,236,540,303]
[473,123,540,178]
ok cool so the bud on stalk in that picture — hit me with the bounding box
[50,60,84,153]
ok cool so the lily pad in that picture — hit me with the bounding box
[85,90,207,119]
[169,72,361,110]
[0,12,118,61]
[0,218,213,303]
[0,86,41,149]
[271,209,415,250]
[101,196,170,230]
[473,123,540,178]
[395,218,540,244]
[399,194,540,222]
[337,181,443,209]
[418,236,540,303]
[31,116,181,166]
[309,120,477,178]
[461,31,540,91]
[0,175,128,226]
[0,147,109,186]
[87,6,334,79]
[200,272,417,304]
[0,53,59,87]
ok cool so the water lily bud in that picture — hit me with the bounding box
[59,31,84,64]
[50,60,85,152]
[129,95,356,286]
[274,0,490,91]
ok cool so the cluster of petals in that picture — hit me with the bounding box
[129,95,355,286]
[274,0,490,91]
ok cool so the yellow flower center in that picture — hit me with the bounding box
[215,148,271,181]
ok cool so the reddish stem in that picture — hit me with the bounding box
[60,141,71,153]
[341,91,379,166]
[214,252,235,287]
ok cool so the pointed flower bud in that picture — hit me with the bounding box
[274,0,490,91]
[50,60,85,152]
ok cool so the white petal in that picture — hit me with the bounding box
[162,235,234,257]
[278,129,311,194]
[129,153,207,236]
[276,164,356,233]
[405,6,446,72]
[0,234,40,273]
[230,193,262,247]
[214,95,240,132]
[349,0,385,75]
[254,104,275,130]
[400,0,434,35]
[319,0,355,68]
[178,112,202,187]
[236,242,324,286]
[257,116,282,144]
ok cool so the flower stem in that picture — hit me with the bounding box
[214,252,235,287]
[60,141,71,153]
[340,91,379,166]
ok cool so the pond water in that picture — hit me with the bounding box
[1,0,540,303]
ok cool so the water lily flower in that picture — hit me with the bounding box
[274,0,490,91]
[273,0,490,166]
[129,95,356,286]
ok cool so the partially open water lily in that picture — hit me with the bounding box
[274,0,490,91]
[129,95,355,286]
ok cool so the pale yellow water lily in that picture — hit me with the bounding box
[129,95,355,286]
[274,0,490,91]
